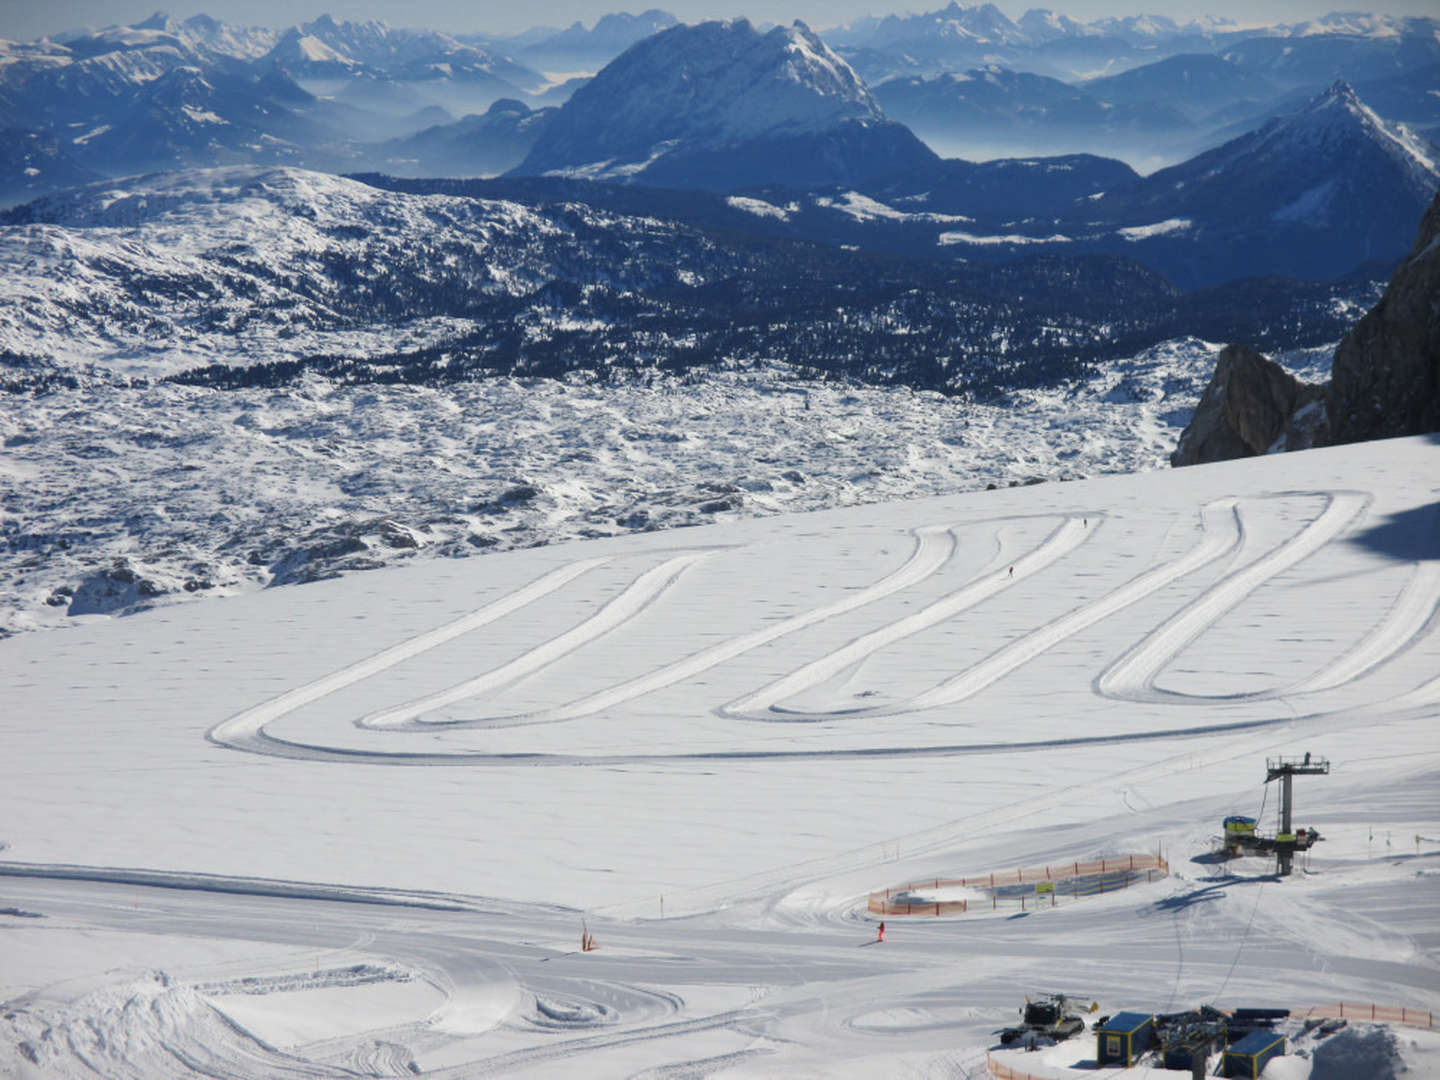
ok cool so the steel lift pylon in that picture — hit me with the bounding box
[1266,754,1330,875]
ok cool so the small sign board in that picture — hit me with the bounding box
[1036,881,1055,894]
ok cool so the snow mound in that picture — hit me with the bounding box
[0,972,344,1078]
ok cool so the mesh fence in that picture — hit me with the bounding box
[1295,1002,1436,1030]
[869,854,1168,916]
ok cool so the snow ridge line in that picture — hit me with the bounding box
[722,514,1091,719]
[208,557,613,752]
[359,549,718,730]
[1097,490,1371,702]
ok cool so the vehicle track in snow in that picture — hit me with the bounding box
[207,556,615,755]
[357,549,717,731]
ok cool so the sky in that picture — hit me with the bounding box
[3,0,1435,42]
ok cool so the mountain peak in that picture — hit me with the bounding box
[515,18,886,181]
[1213,80,1438,189]
[133,11,173,31]
[1318,78,1360,107]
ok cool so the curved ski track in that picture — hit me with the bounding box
[1096,490,1405,703]
[207,492,1440,766]
[358,549,718,731]
[362,524,960,731]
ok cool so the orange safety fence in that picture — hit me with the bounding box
[868,854,1168,916]
[985,1053,1042,1080]
[1296,1002,1437,1030]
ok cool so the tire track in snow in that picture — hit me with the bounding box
[428,1007,770,1078]
[384,525,960,730]
[722,514,1092,720]
[1096,491,1372,704]
[358,549,717,731]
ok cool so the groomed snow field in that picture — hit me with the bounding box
[2,435,1439,1077]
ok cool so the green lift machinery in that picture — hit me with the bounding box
[1222,754,1329,875]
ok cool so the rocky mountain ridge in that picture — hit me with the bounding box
[1173,184,1440,465]
[1328,186,1440,444]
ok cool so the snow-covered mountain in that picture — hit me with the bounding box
[1093,80,1440,284]
[832,3,1440,94]
[378,98,552,177]
[0,11,554,202]
[261,14,545,98]
[836,80,1437,289]
[1079,53,1281,120]
[511,18,936,189]
[0,127,100,207]
[872,64,1187,160]
[515,9,679,73]
[862,1,1032,49]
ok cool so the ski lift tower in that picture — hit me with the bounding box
[1266,753,1329,875]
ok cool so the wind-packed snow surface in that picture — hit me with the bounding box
[2,434,1438,1077]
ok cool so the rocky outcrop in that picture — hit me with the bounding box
[1170,344,1326,467]
[67,559,172,616]
[1326,185,1440,445]
[1174,184,1440,466]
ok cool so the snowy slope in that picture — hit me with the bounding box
[1,434,1437,1077]
[0,165,714,376]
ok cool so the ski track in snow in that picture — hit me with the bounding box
[722,514,1090,720]
[358,548,721,731]
[205,557,614,755]
[202,489,1440,767]
[1096,490,1381,703]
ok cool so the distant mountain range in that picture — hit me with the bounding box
[828,5,1440,85]
[1,8,1437,289]
[503,18,1437,287]
[3,5,1438,205]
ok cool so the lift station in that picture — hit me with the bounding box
[1222,754,1329,875]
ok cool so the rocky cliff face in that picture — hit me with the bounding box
[1170,344,1326,466]
[1327,186,1440,444]
[1174,183,1440,466]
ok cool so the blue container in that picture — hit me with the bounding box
[1163,1032,1218,1072]
[1223,1030,1286,1078]
[1097,1011,1154,1066]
